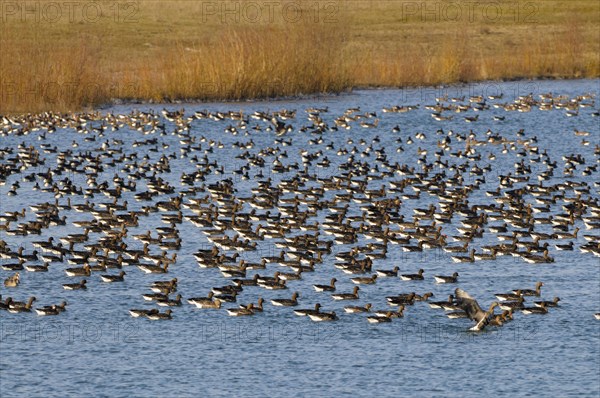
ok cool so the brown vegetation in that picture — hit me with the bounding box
[1,0,598,113]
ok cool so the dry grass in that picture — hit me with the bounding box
[1,0,598,113]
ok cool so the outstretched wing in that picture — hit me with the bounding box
[455,288,485,322]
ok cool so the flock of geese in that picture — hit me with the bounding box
[1,89,599,331]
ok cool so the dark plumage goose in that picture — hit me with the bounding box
[308,310,338,322]
[454,288,499,331]
[130,308,159,318]
[8,296,36,313]
[400,269,424,281]
[376,266,399,277]
[344,303,372,313]
[331,286,359,300]
[313,278,336,292]
[513,281,543,296]
[271,292,300,307]
[367,312,393,323]
[63,279,87,290]
[433,272,459,284]
[147,309,173,320]
[100,271,126,283]
[294,303,321,316]
[522,303,548,315]
[534,297,560,307]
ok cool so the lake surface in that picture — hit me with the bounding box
[1,79,599,397]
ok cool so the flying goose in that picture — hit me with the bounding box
[454,288,499,331]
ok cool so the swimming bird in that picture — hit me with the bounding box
[147,309,173,320]
[294,303,321,316]
[271,292,300,307]
[433,272,459,284]
[63,279,87,290]
[313,278,337,292]
[100,271,126,282]
[331,286,360,300]
[308,310,338,322]
[400,269,424,281]
[522,303,548,315]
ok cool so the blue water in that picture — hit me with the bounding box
[1,79,599,397]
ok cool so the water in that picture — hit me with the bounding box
[1,79,599,397]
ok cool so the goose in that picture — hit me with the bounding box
[454,288,499,331]
[386,292,416,306]
[227,303,255,316]
[331,286,360,300]
[374,305,405,318]
[495,290,522,301]
[350,274,377,285]
[534,297,560,307]
[100,271,126,283]
[8,296,36,313]
[247,298,264,312]
[65,264,91,277]
[271,292,300,307]
[151,278,178,293]
[25,262,50,272]
[522,303,548,315]
[594,313,600,320]
[147,309,173,320]
[498,297,525,311]
[376,266,399,277]
[63,279,87,290]
[521,249,554,264]
[35,301,67,316]
[3,273,20,287]
[1,259,25,271]
[433,272,459,284]
[400,269,424,281]
[367,312,393,323]
[451,249,475,263]
[313,278,337,292]
[129,308,159,318]
[191,297,222,309]
[514,282,543,296]
[138,261,169,274]
[157,294,182,307]
[344,303,372,313]
[294,303,321,316]
[308,310,338,322]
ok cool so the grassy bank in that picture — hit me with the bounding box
[1,0,598,113]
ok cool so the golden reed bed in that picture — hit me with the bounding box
[1,0,598,113]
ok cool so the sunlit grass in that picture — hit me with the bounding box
[0,0,598,113]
